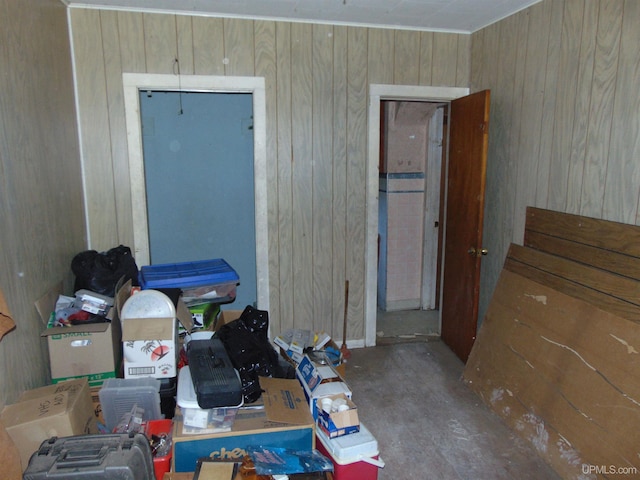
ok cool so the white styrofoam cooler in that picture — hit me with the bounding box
[316,422,385,480]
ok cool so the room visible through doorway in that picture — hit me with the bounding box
[376,99,447,343]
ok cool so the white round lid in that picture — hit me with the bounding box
[120,289,176,320]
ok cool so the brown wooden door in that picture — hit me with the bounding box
[440,90,491,362]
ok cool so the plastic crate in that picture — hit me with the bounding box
[99,378,163,432]
[139,259,239,306]
[145,419,173,480]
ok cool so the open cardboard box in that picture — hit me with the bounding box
[116,280,193,380]
[171,376,315,472]
[296,354,352,419]
[38,282,122,387]
[317,393,360,438]
[0,378,97,470]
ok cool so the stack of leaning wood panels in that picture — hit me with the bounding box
[464,207,640,479]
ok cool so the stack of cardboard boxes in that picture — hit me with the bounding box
[1,266,383,479]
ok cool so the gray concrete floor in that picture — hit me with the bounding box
[376,308,440,344]
[343,311,561,479]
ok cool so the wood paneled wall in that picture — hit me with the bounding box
[70,9,470,340]
[0,0,85,407]
[472,0,640,323]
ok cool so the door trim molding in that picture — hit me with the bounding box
[123,73,269,312]
[365,84,468,346]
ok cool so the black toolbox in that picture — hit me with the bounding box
[23,433,155,480]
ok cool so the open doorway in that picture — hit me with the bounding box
[376,100,447,342]
[364,84,470,347]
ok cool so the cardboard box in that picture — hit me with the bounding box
[188,302,220,331]
[296,355,352,419]
[317,393,360,438]
[172,377,315,472]
[89,385,105,427]
[0,378,97,469]
[213,309,241,331]
[38,285,122,387]
[117,282,193,379]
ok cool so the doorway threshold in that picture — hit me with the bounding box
[376,308,440,345]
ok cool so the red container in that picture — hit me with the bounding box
[316,423,384,480]
[146,419,173,480]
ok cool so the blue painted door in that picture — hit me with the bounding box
[139,91,256,309]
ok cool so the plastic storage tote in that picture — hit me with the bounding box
[99,377,163,432]
[316,422,385,480]
[139,258,239,306]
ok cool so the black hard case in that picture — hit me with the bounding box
[187,337,243,408]
[23,433,155,480]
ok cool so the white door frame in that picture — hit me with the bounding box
[123,73,270,312]
[365,84,469,346]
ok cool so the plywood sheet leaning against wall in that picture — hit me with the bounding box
[463,207,640,480]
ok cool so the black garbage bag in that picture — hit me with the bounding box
[71,245,139,297]
[217,305,294,403]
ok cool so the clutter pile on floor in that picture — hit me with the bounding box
[1,253,384,480]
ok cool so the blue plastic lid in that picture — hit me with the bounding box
[139,258,239,289]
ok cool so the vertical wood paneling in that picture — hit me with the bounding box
[480,20,501,90]
[346,26,368,339]
[312,24,335,334]
[580,0,623,218]
[176,15,194,75]
[224,19,255,75]
[432,33,459,86]
[393,30,420,84]
[493,15,520,260]
[455,34,470,87]
[142,13,177,73]
[548,0,583,212]
[291,23,314,325]
[1,0,84,405]
[117,11,145,72]
[367,28,394,84]
[512,3,551,242]
[473,0,640,355]
[469,28,484,90]
[192,17,224,75]
[332,25,348,339]
[275,22,294,332]
[535,0,564,206]
[479,24,502,261]
[72,9,472,341]
[254,20,280,328]
[101,11,134,248]
[506,10,530,245]
[565,1,598,214]
[70,1,640,346]
[419,31,434,85]
[477,16,515,319]
[608,0,640,224]
[72,9,119,250]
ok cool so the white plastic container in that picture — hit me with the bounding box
[120,290,178,379]
[176,366,240,432]
[316,422,385,480]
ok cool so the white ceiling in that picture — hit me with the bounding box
[64,0,542,34]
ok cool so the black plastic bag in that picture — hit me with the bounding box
[217,305,294,403]
[71,245,139,297]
